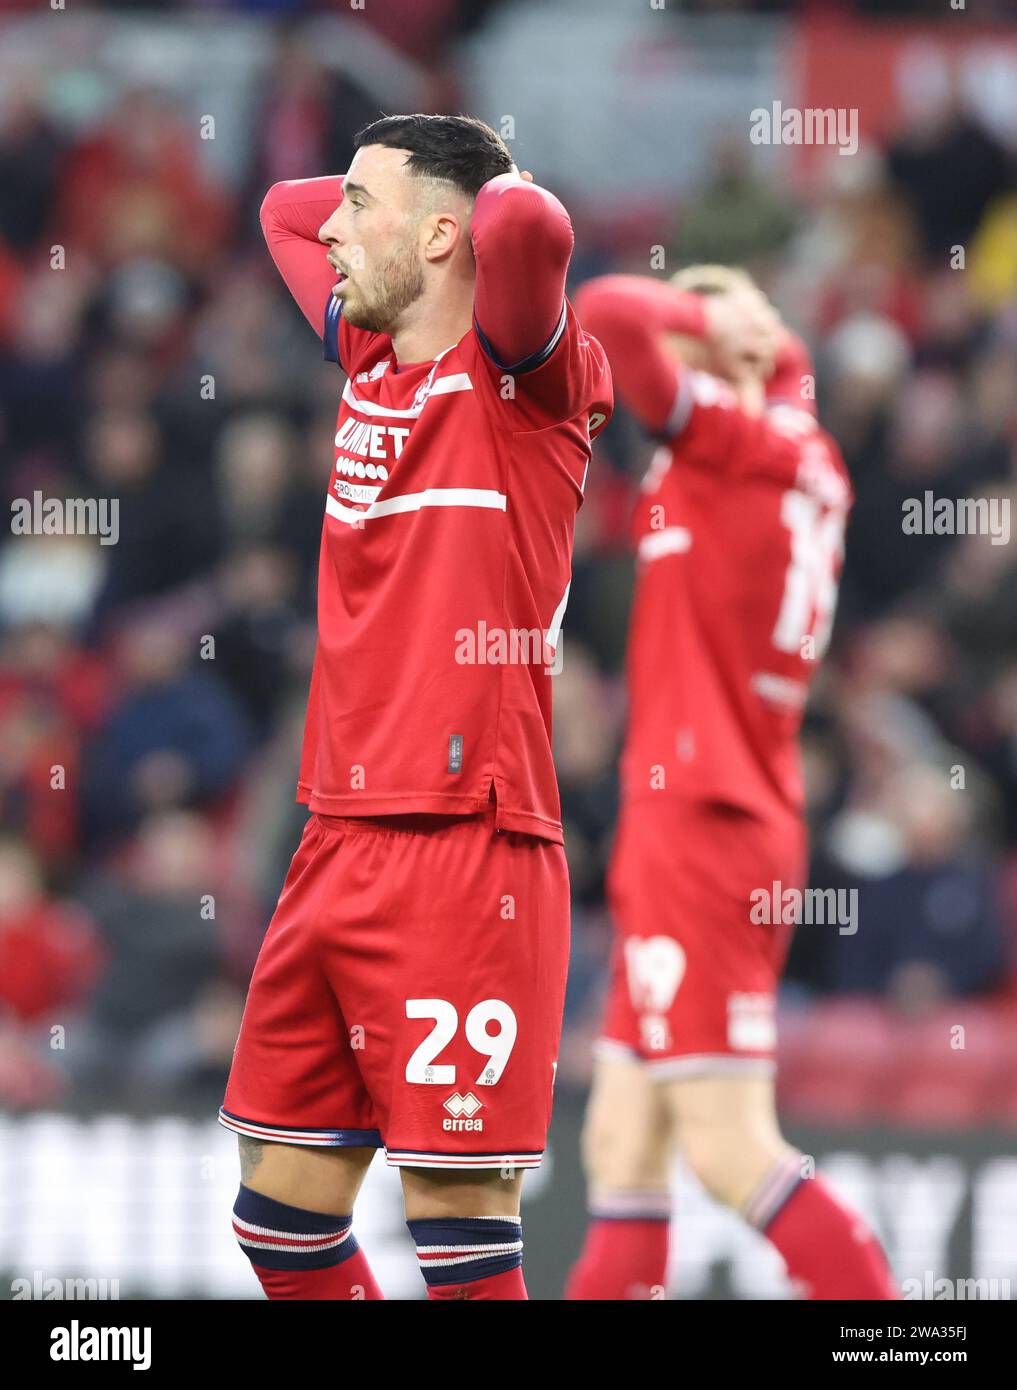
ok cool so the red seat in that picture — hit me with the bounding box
[777,998,1017,1127]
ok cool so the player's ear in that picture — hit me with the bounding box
[421,211,463,264]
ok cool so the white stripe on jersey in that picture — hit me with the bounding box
[325,487,507,527]
[342,372,474,419]
[638,526,692,561]
[545,580,571,652]
[665,367,695,436]
[666,367,737,437]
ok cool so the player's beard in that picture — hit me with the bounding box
[341,232,425,335]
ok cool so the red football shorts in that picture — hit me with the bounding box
[221,809,569,1170]
[597,797,806,1077]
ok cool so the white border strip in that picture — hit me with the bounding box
[217,1111,379,1147]
[385,1150,543,1170]
[645,1054,775,1079]
[591,1042,775,1079]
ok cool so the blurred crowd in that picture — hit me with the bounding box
[2,11,1017,1124]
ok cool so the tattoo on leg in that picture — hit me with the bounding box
[239,1136,265,1182]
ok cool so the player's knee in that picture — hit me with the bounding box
[400,1165,522,1220]
[235,1137,375,1215]
[678,1120,778,1210]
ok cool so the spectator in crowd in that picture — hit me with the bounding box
[82,608,253,848]
[826,762,1009,1005]
[887,73,1014,263]
[0,619,110,871]
[0,835,103,1107]
[71,809,242,1106]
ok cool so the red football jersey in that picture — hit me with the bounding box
[297,302,612,843]
[621,372,853,819]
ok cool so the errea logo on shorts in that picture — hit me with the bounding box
[443,1092,484,1131]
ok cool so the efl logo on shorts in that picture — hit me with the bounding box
[443,1092,484,1132]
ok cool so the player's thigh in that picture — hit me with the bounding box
[581,1054,674,1190]
[237,1137,377,1216]
[664,1072,792,1209]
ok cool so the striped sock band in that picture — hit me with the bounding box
[588,1188,672,1222]
[232,1184,360,1271]
[743,1151,807,1231]
[407,1215,523,1288]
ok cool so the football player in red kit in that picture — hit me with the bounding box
[565,266,897,1300]
[220,115,612,1301]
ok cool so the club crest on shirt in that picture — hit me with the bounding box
[412,377,436,412]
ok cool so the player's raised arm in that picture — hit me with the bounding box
[766,327,818,417]
[573,275,709,434]
[470,172,574,372]
[260,177,346,336]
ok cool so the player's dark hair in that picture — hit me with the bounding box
[353,114,514,198]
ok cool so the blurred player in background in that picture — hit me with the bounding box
[565,267,897,1300]
[219,114,612,1301]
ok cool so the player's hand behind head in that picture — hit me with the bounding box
[703,286,781,386]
